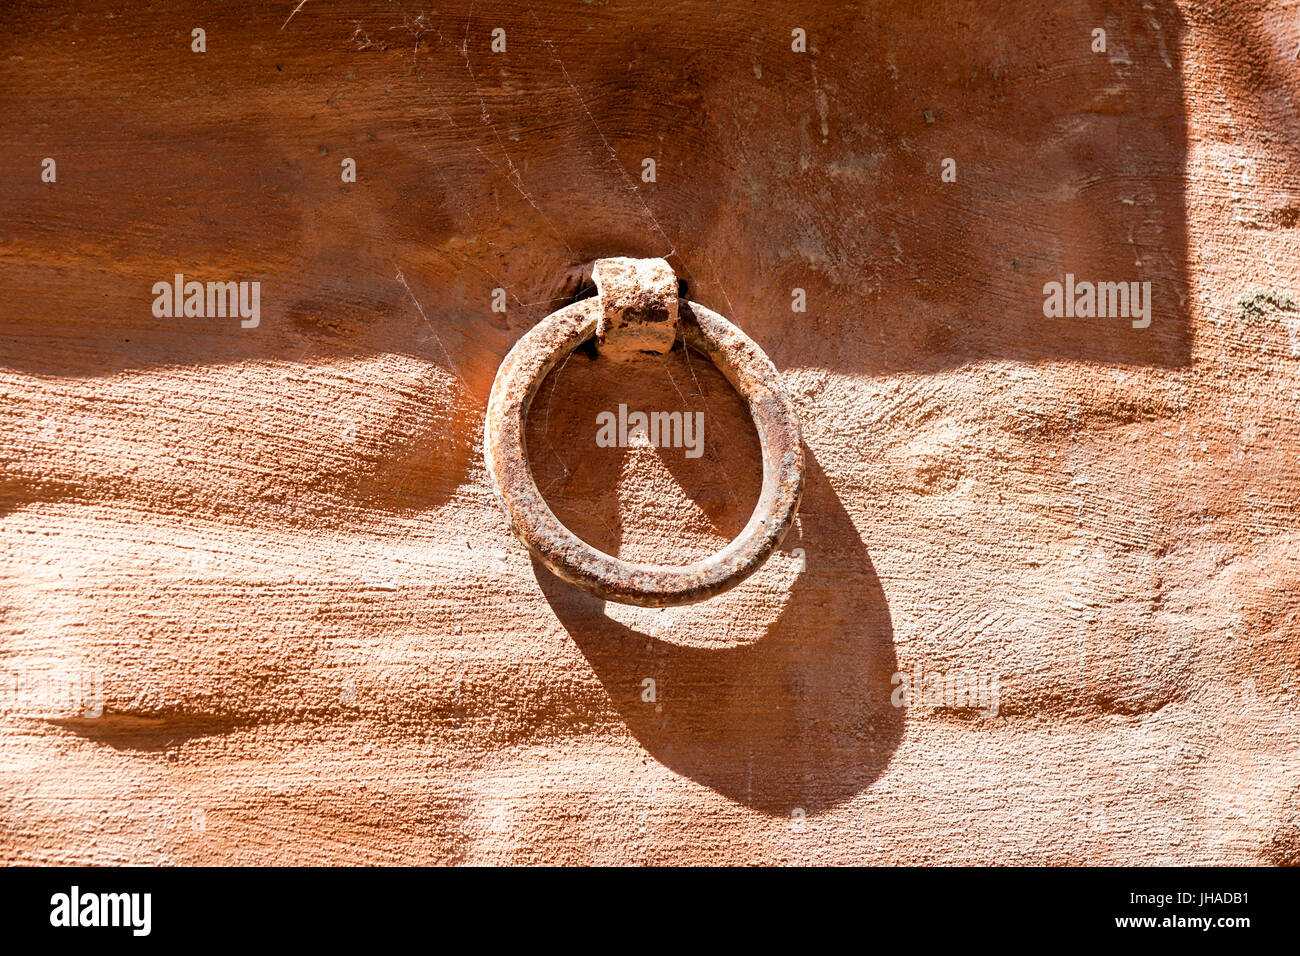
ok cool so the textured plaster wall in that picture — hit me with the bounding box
[1,0,1298,864]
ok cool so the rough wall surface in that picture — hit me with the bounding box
[1,0,1298,865]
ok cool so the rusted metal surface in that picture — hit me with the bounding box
[592,256,679,357]
[484,262,804,607]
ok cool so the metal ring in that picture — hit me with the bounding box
[484,297,804,607]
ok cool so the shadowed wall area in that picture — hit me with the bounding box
[1,0,1188,382]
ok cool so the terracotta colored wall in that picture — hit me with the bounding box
[1,0,1297,864]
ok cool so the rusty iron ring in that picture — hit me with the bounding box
[484,296,804,607]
